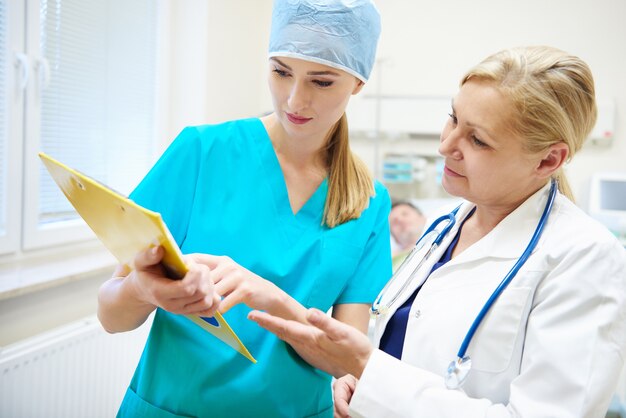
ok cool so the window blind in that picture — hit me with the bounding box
[38,0,158,225]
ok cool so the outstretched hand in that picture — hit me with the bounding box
[248,308,373,379]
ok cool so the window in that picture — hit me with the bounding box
[0,0,20,255]
[1,0,160,257]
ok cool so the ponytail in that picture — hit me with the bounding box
[323,114,375,228]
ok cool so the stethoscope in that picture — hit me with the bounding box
[371,179,558,389]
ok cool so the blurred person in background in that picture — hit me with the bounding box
[389,200,426,271]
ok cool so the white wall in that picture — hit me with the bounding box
[357,0,626,201]
[164,0,273,144]
[0,274,103,346]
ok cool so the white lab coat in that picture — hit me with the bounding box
[350,184,626,418]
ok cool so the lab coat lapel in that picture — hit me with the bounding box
[444,183,552,266]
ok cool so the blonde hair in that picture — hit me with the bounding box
[323,113,375,228]
[461,46,597,201]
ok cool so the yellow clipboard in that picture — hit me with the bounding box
[39,152,255,363]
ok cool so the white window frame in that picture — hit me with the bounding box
[0,0,170,289]
[0,0,25,255]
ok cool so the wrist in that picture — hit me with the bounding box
[122,271,156,310]
[352,346,373,379]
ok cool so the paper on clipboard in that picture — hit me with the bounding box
[39,152,256,363]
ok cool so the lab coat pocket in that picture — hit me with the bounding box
[470,286,532,373]
[305,236,363,311]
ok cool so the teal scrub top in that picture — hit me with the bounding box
[117,118,392,418]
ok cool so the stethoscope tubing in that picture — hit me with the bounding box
[455,179,558,358]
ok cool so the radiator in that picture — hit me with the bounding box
[0,315,150,418]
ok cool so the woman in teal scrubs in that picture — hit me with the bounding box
[97,1,391,417]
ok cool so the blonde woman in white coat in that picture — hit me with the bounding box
[249,46,626,418]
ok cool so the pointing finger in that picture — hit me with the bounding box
[248,310,312,344]
[189,253,221,269]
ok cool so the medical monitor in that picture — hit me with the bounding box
[588,172,626,242]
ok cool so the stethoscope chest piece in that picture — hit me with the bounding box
[445,356,472,389]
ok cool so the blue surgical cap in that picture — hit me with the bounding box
[268,0,381,82]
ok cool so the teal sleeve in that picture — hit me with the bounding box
[129,127,203,247]
[336,183,393,304]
